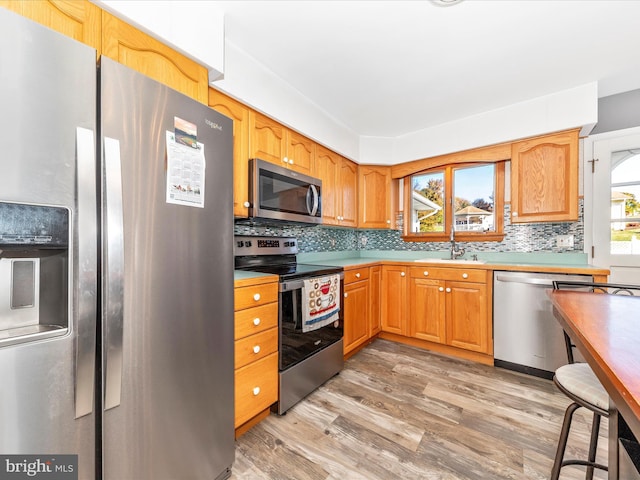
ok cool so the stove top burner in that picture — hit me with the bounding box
[240,263,343,281]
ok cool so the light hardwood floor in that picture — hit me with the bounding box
[231,339,607,479]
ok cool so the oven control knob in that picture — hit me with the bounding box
[253,345,261,354]
[237,241,244,248]
[253,387,260,396]
[253,318,261,326]
[253,293,261,301]
[246,241,252,247]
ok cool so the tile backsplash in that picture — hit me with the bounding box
[233,200,584,254]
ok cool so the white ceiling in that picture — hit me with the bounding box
[214,0,640,138]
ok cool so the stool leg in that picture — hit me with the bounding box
[585,412,602,480]
[551,402,581,480]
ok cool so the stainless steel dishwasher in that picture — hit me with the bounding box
[493,271,592,379]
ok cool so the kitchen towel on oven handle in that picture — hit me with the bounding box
[301,274,340,333]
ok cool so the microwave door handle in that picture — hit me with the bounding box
[307,185,319,216]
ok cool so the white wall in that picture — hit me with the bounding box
[94,0,225,81]
[91,2,598,166]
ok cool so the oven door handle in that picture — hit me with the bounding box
[306,185,319,216]
[280,271,344,292]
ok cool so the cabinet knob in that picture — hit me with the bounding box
[344,292,348,298]
[439,286,444,292]
[400,272,405,277]
[386,219,391,224]
[289,158,294,165]
[513,212,518,217]
[282,157,288,164]
[253,317,261,326]
[446,287,451,293]
[253,293,261,301]
[423,271,429,276]
[253,345,261,354]
[462,273,468,279]
[252,387,260,396]
[355,272,361,278]
[243,201,250,208]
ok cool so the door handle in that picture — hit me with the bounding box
[103,136,125,411]
[75,127,98,419]
[307,185,319,216]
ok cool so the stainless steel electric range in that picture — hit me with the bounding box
[234,236,344,414]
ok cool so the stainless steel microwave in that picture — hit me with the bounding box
[248,158,322,225]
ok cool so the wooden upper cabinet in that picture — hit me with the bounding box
[6,0,101,52]
[249,111,313,175]
[208,89,250,217]
[315,145,357,227]
[340,159,358,227]
[315,145,340,225]
[358,165,392,229]
[510,129,579,223]
[101,11,208,104]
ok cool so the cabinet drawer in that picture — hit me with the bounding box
[235,353,278,427]
[235,327,278,369]
[410,266,486,283]
[235,282,278,311]
[345,268,370,284]
[235,302,278,340]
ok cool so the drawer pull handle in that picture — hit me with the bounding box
[253,387,260,396]
[355,273,361,278]
[253,345,261,354]
[446,287,451,293]
[462,273,468,279]
[253,293,261,301]
[423,271,429,276]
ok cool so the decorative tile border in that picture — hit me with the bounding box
[233,199,585,254]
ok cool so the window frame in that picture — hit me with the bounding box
[402,161,505,242]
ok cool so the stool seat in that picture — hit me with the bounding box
[555,363,609,411]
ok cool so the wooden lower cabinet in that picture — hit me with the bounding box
[380,264,493,363]
[380,265,408,335]
[343,273,369,356]
[369,266,382,337]
[234,275,279,435]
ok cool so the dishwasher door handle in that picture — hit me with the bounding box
[494,275,557,287]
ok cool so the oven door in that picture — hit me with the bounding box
[278,275,344,371]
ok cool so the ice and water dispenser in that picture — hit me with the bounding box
[0,202,70,346]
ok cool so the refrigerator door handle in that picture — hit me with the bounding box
[103,136,125,410]
[75,127,98,419]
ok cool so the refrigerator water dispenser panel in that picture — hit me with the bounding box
[0,202,69,347]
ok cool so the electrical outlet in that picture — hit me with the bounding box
[556,235,574,248]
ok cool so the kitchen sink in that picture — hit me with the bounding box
[414,258,486,264]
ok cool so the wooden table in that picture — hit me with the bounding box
[549,290,640,479]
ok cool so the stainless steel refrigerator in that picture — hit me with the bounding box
[0,8,235,480]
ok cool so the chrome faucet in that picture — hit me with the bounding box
[450,228,466,260]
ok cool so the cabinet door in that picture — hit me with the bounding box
[249,111,286,166]
[358,165,392,229]
[445,281,488,353]
[340,158,358,227]
[380,266,407,335]
[343,280,370,355]
[369,266,382,337]
[208,89,250,217]
[102,11,208,103]
[286,130,314,175]
[19,0,101,51]
[316,145,340,225]
[510,129,579,223]
[409,278,446,343]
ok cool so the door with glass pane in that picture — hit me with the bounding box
[587,127,640,282]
